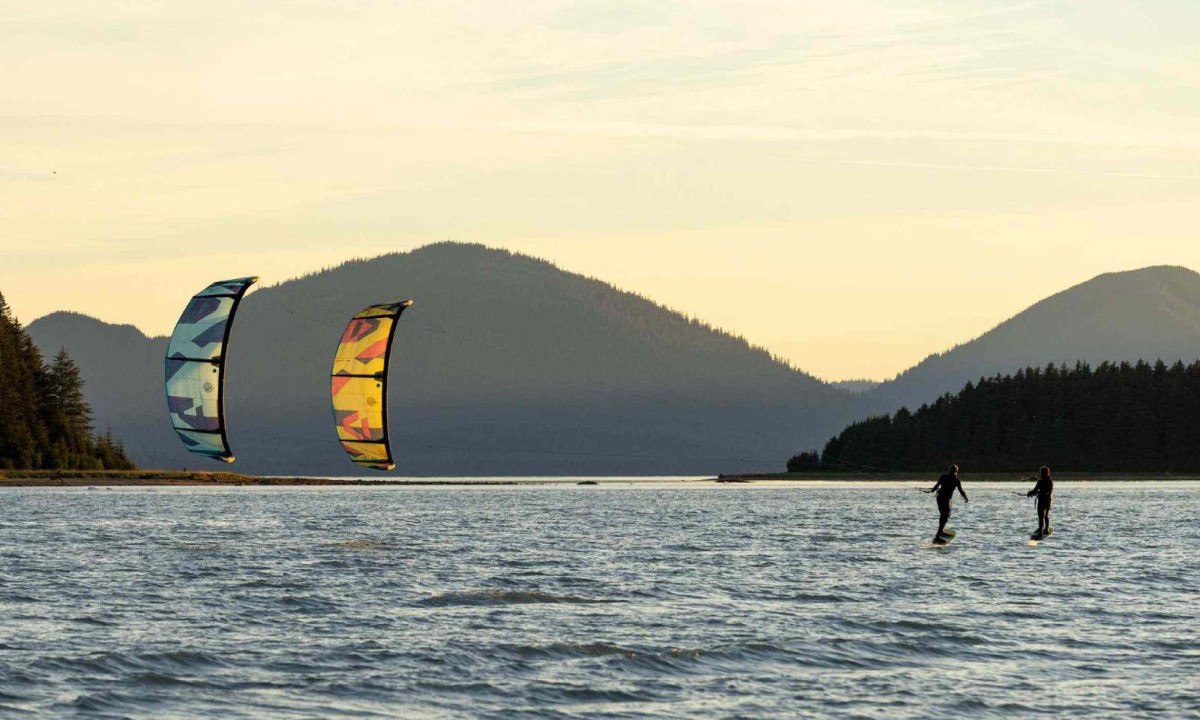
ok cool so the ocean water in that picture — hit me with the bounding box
[0,481,1196,719]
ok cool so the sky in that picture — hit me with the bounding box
[2,0,1198,380]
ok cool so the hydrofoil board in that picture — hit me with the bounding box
[931,528,957,546]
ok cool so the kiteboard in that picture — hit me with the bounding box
[931,528,957,546]
[1030,528,1053,541]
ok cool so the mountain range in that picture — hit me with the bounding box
[26,247,1200,475]
[27,243,878,476]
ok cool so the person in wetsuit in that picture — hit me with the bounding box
[924,464,968,542]
[1026,465,1053,537]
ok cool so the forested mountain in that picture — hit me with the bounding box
[28,243,878,476]
[870,266,1200,411]
[806,360,1200,473]
[0,294,133,470]
[32,252,1200,476]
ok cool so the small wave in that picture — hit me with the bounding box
[416,590,619,607]
[792,592,851,604]
[279,595,340,614]
[505,641,639,660]
[236,578,308,590]
[330,540,384,550]
[415,680,499,696]
[69,616,116,627]
[0,668,38,687]
[0,594,40,604]
[661,543,711,552]
[175,542,223,552]
[499,641,721,674]
[132,671,197,688]
[36,650,228,676]
[530,684,655,704]
[66,691,129,713]
[137,650,230,672]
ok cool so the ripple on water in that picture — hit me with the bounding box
[415,590,621,607]
[69,616,117,627]
[277,595,341,614]
[175,542,225,552]
[330,540,384,551]
[33,650,229,677]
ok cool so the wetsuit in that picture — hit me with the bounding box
[1027,474,1053,534]
[931,473,966,538]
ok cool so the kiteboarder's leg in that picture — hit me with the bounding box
[1037,496,1051,534]
[936,495,950,538]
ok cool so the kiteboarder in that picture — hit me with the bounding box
[1026,465,1054,539]
[924,464,967,543]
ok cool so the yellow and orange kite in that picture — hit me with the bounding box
[330,301,413,470]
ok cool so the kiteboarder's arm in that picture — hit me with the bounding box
[958,480,968,503]
[924,479,941,494]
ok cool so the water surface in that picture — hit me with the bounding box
[1,481,1196,718]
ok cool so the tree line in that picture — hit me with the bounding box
[792,360,1200,473]
[0,293,134,470]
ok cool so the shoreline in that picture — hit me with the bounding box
[0,471,535,487]
[714,471,1200,483]
[2,470,1199,487]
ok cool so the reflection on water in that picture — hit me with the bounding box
[1,481,1196,718]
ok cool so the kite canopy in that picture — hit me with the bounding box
[330,300,413,471]
[164,277,258,463]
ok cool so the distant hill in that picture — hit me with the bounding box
[28,243,878,476]
[28,313,167,444]
[871,266,1200,411]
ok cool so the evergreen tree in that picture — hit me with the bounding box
[0,293,135,470]
[787,451,821,472]
[44,348,94,467]
[94,430,135,471]
[813,360,1200,472]
[0,292,48,469]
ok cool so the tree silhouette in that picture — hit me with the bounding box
[810,361,1200,472]
[0,293,133,470]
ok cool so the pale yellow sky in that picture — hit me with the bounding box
[2,0,1198,380]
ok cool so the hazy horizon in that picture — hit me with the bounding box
[4,0,1199,380]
